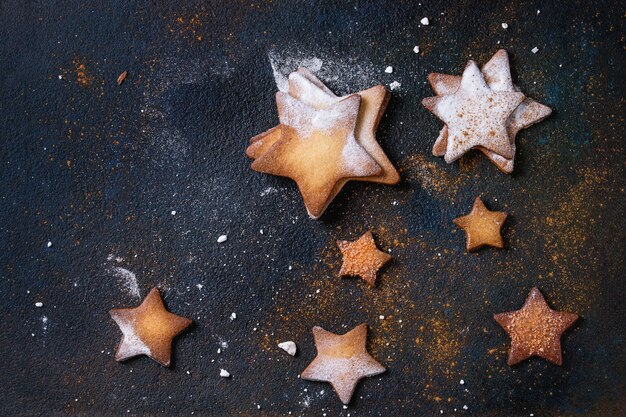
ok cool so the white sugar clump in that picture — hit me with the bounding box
[420,17,429,25]
[384,66,393,74]
[217,235,227,243]
[389,81,401,91]
[35,302,43,308]
[278,341,297,356]
[413,46,420,53]
[47,241,53,248]
[220,369,231,378]
[229,312,237,320]
[531,46,539,54]
[501,23,509,29]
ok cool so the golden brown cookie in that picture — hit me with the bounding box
[494,287,578,366]
[251,93,381,219]
[453,197,507,252]
[301,323,385,404]
[247,68,398,218]
[109,287,192,367]
[337,231,392,286]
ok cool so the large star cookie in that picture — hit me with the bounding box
[453,197,507,252]
[301,323,385,404]
[424,50,552,173]
[248,68,399,219]
[109,287,192,366]
[337,231,392,286]
[494,287,578,366]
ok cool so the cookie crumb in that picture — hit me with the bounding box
[117,71,128,85]
[278,341,297,356]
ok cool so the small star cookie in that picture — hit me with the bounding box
[109,288,192,367]
[494,287,578,365]
[337,231,392,286]
[453,197,507,252]
[301,323,385,404]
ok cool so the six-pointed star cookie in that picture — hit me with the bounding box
[494,287,578,366]
[428,50,552,173]
[422,60,525,163]
[301,323,385,404]
[337,231,392,286]
[453,197,507,252]
[109,287,192,367]
[251,92,381,219]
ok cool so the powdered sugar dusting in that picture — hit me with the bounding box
[278,93,358,137]
[342,136,374,176]
[116,318,152,358]
[110,266,141,299]
[269,51,322,92]
[267,48,380,95]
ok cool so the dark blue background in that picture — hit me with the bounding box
[1,0,624,415]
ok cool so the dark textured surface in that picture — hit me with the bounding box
[1,0,624,416]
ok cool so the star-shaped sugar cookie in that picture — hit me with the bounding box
[337,231,392,286]
[248,67,399,219]
[427,50,552,173]
[422,60,525,164]
[251,92,380,218]
[301,323,385,404]
[453,197,507,252]
[109,287,192,366]
[494,287,578,366]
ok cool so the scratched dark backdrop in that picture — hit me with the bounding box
[1,0,624,416]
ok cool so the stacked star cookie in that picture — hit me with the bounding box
[422,49,552,173]
[246,68,399,219]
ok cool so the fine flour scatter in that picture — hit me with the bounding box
[267,48,381,95]
[109,266,141,299]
